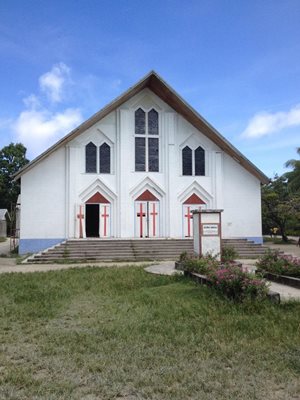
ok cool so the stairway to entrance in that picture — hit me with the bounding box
[26,239,194,263]
[222,239,271,258]
[26,238,271,263]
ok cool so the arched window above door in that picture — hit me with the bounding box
[86,142,97,173]
[195,146,205,176]
[182,145,205,176]
[99,142,111,174]
[182,146,192,175]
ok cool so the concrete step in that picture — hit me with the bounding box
[28,238,194,262]
[29,237,272,263]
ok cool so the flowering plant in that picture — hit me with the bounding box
[208,266,269,301]
[256,250,300,278]
[179,253,269,301]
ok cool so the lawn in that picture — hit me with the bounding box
[0,266,299,400]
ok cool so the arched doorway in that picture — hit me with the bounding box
[135,190,160,238]
[182,193,206,237]
[85,192,111,238]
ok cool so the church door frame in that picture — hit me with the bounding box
[135,200,160,238]
[85,202,111,238]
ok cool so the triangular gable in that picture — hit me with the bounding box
[136,190,158,201]
[129,176,165,200]
[183,193,205,205]
[85,192,110,204]
[178,181,213,208]
[14,71,269,184]
[79,178,117,204]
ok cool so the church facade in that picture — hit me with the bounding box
[16,72,268,255]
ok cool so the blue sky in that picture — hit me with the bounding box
[0,0,300,177]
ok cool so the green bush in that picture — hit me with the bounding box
[180,254,219,275]
[221,245,238,262]
[256,250,300,278]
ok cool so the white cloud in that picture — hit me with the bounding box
[39,62,71,103]
[13,108,82,156]
[6,62,84,157]
[241,104,300,138]
[23,94,41,109]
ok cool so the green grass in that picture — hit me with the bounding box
[0,237,6,243]
[0,266,299,399]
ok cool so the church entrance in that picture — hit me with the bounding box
[135,190,160,238]
[84,192,111,238]
[182,193,206,237]
[86,204,99,237]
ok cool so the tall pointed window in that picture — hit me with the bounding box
[135,108,145,135]
[182,146,192,175]
[135,108,159,172]
[195,146,205,176]
[148,109,158,135]
[182,145,205,176]
[99,143,111,173]
[86,142,97,173]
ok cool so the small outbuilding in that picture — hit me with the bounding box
[0,209,9,237]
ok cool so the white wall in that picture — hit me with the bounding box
[20,147,66,239]
[222,153,262,238]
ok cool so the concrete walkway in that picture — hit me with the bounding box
[144,261,183,276]
[145,261,300,301]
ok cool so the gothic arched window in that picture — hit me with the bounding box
[148,109,158,135]
[135,108,145,135]
[135,108,159,172]
[86,142,97,173]
[182,146,192,175]
[99,143,111,173]
[195,146,205,176]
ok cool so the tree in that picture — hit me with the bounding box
[284,147,300,193]
[262,175,300,241]
[0,143,29,209]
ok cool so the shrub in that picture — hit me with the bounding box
[182,254,219,275]
[179,251,189,262]
[178,253,269,301]
[221,245,238,263]
[208,266,269,301]
[256,250,300,278]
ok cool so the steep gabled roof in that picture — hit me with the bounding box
[14,71,269,183]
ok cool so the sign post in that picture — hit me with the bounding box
[192,209,223,260]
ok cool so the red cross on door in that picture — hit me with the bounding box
[77,205,85,238]
[184,206,193,237]
[135,201,159,238]
[136,202,146,238]
[100,204,110,237]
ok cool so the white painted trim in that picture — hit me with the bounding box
[177,181,214,208]
[129,176,166,200]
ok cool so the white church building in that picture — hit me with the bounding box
[15,71,268,255]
